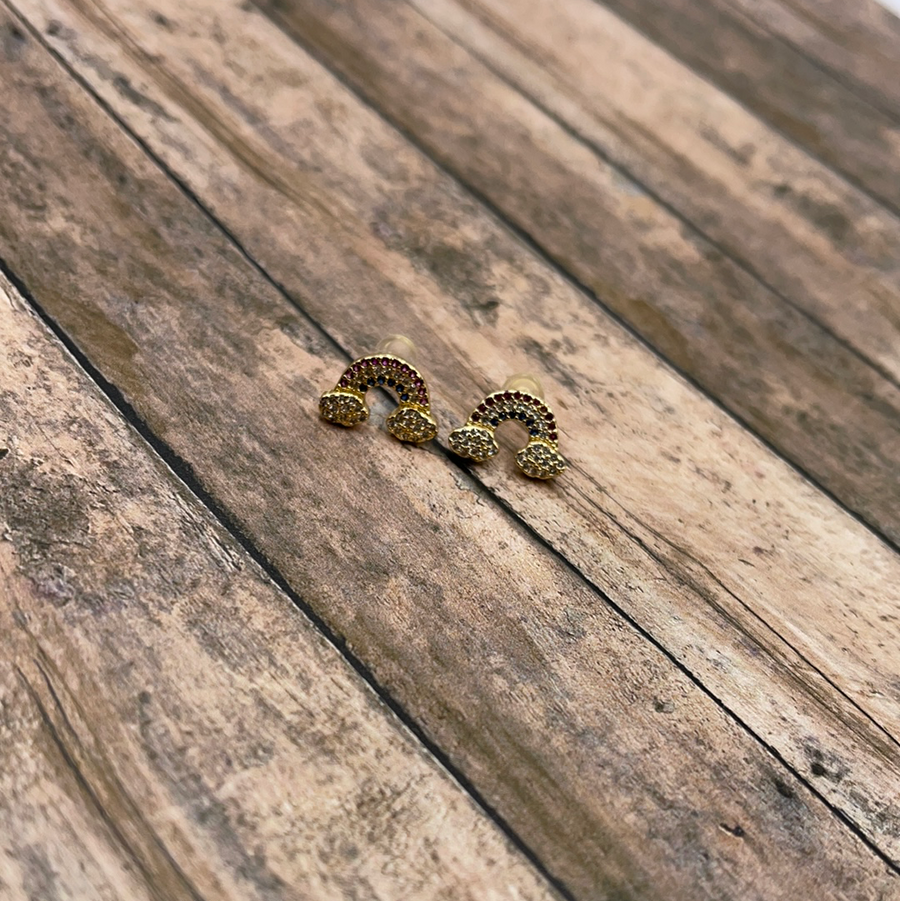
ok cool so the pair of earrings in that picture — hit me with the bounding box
[319,336,567,480]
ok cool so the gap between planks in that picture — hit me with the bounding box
[251,0,900,552]
[718,0,900,124]
[593,0,900,217]
[0,274,563,901]
[0,257,578,901]
[1,5,900,892]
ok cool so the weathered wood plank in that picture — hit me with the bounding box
[2,2,900,894]
[134,0,898,735]
[248,0,900,549]
[0,277,560,901]
[593,0,900,212]
[724,0,900,122]
[407,0,900,387]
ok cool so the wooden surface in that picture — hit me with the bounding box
[0,0,899,898]
[726,0,900,120]
[592,0,900,214]
[0,274,557,901]
[256,0,900,550]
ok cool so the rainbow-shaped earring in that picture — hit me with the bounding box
[319,335,438,444]
[449,374,567,479]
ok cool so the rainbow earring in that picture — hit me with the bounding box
[449,375,567,479]
[319,336,438,444]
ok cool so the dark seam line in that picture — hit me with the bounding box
[588,0,900,221]
[468,465,900,874]
[715,0,900,127]
[595,483,900,754]
[413,0,900,394]
[5,0,899,879]
[256,2,900,561]
[0,13,580,898]
[0,249,576,901]
[16,664,208,901]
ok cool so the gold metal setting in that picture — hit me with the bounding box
[319,353,438,444]
[449,383,567,479]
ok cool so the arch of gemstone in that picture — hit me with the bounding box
[469,390,558,442]
[449,389,567,479]
[319,354,438,444]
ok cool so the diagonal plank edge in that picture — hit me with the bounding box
[719,0,900,124]
[407,0,900,391]
[251,0,900,551]
[2,2,900,897]
[0,276,561,901]
[592,0,900,215]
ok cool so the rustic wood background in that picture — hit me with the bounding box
[1,0,899,898]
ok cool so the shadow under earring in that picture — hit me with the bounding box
[319,335,438,444]
[449,374,567,479]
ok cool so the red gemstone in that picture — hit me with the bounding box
[471,412,480,422]
[485,398,495,406]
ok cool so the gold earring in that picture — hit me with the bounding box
[319,335,438,444]
[449,374,567,479]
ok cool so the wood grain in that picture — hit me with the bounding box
[0,276,560,901]
[97,0,897,731]
[407,0,900,386]
[593,0,900,213]
[243,0,900,551]
[723,0,900,122]
[2,2,900,896]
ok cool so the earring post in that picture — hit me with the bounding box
[376,334,417,362]
[502,373,544,399]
